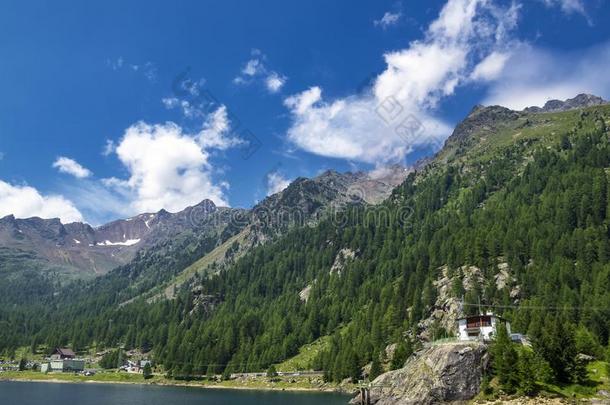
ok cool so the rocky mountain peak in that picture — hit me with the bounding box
[444,104,522,147]
[0,214,16,224]
[524,93,607,113]
[192,199,216,210]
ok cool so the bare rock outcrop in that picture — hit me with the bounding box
[330,248,356,275]
[353,342,488,405]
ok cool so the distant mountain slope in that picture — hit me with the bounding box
[0,199,232,277]
[122,165,410,302]
[0,166,408,297]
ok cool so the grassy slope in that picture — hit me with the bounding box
[163,228,249,297]
[156,228,250,300]
[276,335,331,372]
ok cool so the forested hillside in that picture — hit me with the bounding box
[1,103,609,389]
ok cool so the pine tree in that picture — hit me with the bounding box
[390,339,412,370]
[535,317,577,383]
[369,353,383,380]
[266,364,278,378]
[347,349,361,383]
[116,350,124,369]
[491,321,519,393]
[29,336,38,355]
[143,362,152,379]
[517,350,537,396]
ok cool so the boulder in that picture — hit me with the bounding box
[352,342,488,405]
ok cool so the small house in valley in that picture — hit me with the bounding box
[50,348,76,360]
[41,348,85,373]
[457,312,511,341]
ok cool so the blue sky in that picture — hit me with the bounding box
[1,0,609,225]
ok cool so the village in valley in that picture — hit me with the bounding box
[0,346,153,380]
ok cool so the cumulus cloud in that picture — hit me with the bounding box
[481,41,610,109]
[233,50,288,94]
[374,12,402,29]
[284,0,519,164]
[266,170,291,195]
[242,59,264,76]
[198,105,241,149]
[102,105,240,214]
[53,157,92,178]
[265,72,287,93]
[470,51,511,81]
[0,180,83,223]
[284,87,322,115]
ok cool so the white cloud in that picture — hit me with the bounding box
[470,51,511,81]
[53,157,92,179]
[374,12,402,29]
[234,50,288,94]
[0,180,83,223]
[103,105,239,214]
[162,97,205,118]
[284,0,518,164]
[198,105,242,149]
[161,97,179,109]
[162,78,215,119]
[243,59,264,76]
[481,41,610,109]
[284,87,322,115]
[266,171,291,195]
[265,72,287,93]
[284,88,452,163]
[34,108,239,225]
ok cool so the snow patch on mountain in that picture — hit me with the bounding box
[98,238,141,247]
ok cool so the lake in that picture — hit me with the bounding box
[0,381,350,405]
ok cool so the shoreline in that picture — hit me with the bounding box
[0,374,353,395]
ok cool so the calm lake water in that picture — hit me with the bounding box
[0,381,349,405]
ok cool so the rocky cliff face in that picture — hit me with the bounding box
[354,342,488,405]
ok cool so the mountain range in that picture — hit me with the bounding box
[0,165,409,279]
